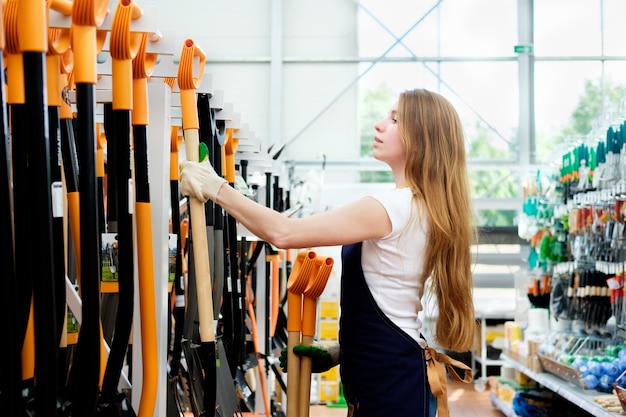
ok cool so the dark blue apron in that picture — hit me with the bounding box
[339,242,435,417]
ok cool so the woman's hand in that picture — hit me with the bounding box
[179,158,227,203]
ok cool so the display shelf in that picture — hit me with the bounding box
[490,392,518,417]
[472,289,515,379]
[475,356,506,368]
[501,354,621,417]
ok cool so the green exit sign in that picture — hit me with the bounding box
[514,44,534,54]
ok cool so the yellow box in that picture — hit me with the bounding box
[515,370,535,387]
[318,382,339,403]
[320,301,339,319]
[320,365,339,381]
[319,321,339,340]
[505,322,522,350]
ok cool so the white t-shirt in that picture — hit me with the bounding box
[361,187,429,345]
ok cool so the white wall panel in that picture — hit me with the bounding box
[283,0,358,58]
[206,63,271,142]
[140,0,272,59]
[280,64,359,160]
[138,0,358,169]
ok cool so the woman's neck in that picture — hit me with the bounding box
[393,170,406,189]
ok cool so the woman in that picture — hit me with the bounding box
[180,88,475,417]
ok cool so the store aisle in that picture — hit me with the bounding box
[309,378,502,417]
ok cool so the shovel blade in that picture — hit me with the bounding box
[181,340,217,417]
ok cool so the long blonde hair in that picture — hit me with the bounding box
[398,89,475,352]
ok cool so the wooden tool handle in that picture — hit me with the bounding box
[298,334,315,417]
[287,330,302,417]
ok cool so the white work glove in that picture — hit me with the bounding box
[179,159,227,203]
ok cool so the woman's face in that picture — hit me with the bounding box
[373,102,406,168]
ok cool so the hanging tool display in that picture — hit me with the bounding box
[527,274,551,309]
[1,2,297,415]
[526,119,626,339]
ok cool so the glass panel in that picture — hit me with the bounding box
[358,61,442,94]
[357,61,518,162]
[357,0,442,57]
[438,0,517,56]
[603,0,626,56]
[358,0,516,58]
[534,0,602,56]
[439,62,519,160]
[534,61,604,163]
[476,210,519,227]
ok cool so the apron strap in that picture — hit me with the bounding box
[425,346,473,417]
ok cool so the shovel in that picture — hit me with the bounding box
[65,0,108,414]
[132,29,160,417]
[19,0,62,413]
[99,2,144,414]
[168,126,188,416]
[299,256,334,417]
[178,38,218,417]
[286,250,317,417]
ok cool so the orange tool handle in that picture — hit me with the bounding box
[286,251,316,332]
[177,38,205,130]
[21,299,35,380]
[5,0,24,105]
[136,203,158,417]
[0,0,4,51]
[70,0,108,84]
[302,257,334,337]
[180,218,189,276]
[224,128,239,183]
[246,278,271,416]
[17,0,46,53]
[170,126,183,181]
[96,124,106,179]
[45,13,71,107]
[268,253,280,337]
[110,0,143,110]
[67,192,81,285]
[132,33,157,126]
